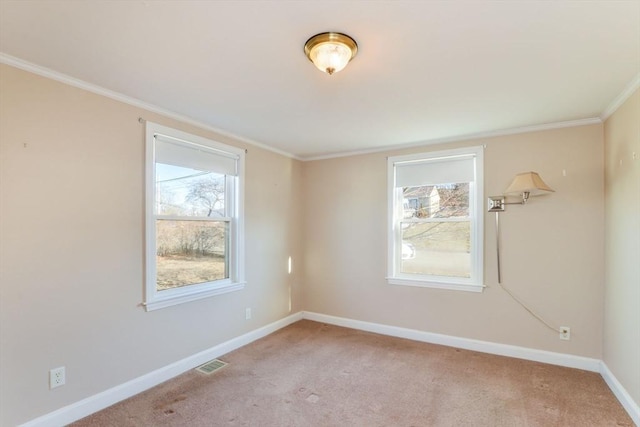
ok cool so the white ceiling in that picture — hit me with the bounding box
[1,1,638,159]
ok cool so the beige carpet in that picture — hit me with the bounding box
[72,320,633,426]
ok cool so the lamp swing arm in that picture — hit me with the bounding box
[487,192,532,212]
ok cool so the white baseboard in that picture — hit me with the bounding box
[600,361,640,426]
[302,311,601,371]
[20,311,639,426]
[302,311,639,425]
[20,312,303,427]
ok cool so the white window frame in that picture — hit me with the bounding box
[387,146,484,292]
[144,122,245,311]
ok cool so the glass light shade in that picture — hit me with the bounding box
[504,171,554,195]
[309,42,352,74]
[304,32,357,75]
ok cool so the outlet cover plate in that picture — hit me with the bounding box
[50,367,65,389]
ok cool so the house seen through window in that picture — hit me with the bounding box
[401,183,471,277]
[388,146,484,292]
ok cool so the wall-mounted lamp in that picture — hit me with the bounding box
[304,32,358,75]
[487,171,563,335]
[488,171,555,212]
[488,171,555,283]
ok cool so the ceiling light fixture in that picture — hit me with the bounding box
[304,32,358,75]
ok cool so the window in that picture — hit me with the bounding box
[144,122,245,310]
[387,146,484,292]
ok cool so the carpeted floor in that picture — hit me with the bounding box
[72,320,633,426]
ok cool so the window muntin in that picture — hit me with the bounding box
[145,122,245,310]
[388,147,483,292]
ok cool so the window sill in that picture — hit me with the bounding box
[387,277,484,293]
[144,281,245,311]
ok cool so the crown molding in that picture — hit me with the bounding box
[302,117,602,162]
[601,72,640,121]
[0,53,301,161]
[2,52,624,163]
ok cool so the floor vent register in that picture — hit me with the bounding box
[195,359,228,375]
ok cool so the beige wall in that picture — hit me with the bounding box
[303,124,605,357]
[0,64,303,426]
[603,89,640,406]
[2,61,631,425]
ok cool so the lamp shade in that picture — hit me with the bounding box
[304,32,357,75]
[504,171,554,195]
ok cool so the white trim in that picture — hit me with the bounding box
[303,117,602,161]
[19,311,638,426]
[301,311,601,372]
[144,121,246,311]
[143,282,245,311]
[387,146,484,290]
[387,277,484,292]
[600,361,640,426]
[301,312,640,422]
[601,73,640,121]
[0,53,299,161]
[19,312,303,427]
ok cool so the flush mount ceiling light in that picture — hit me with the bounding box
[304,32,358,75]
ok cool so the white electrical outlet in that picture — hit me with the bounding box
[245,308,252,320]
[50,367,65,389]
[560,327,571,341]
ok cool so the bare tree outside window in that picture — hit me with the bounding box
[155,165,228,290]
[185,175,226,217]
[145,122,245,310]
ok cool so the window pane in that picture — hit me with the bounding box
[156,220,228,290]
[402,183,469,219]
[156,163,225,217]
[401,221,471,278]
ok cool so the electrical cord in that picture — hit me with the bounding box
[498,282,560,333]
[493,211,561,334]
